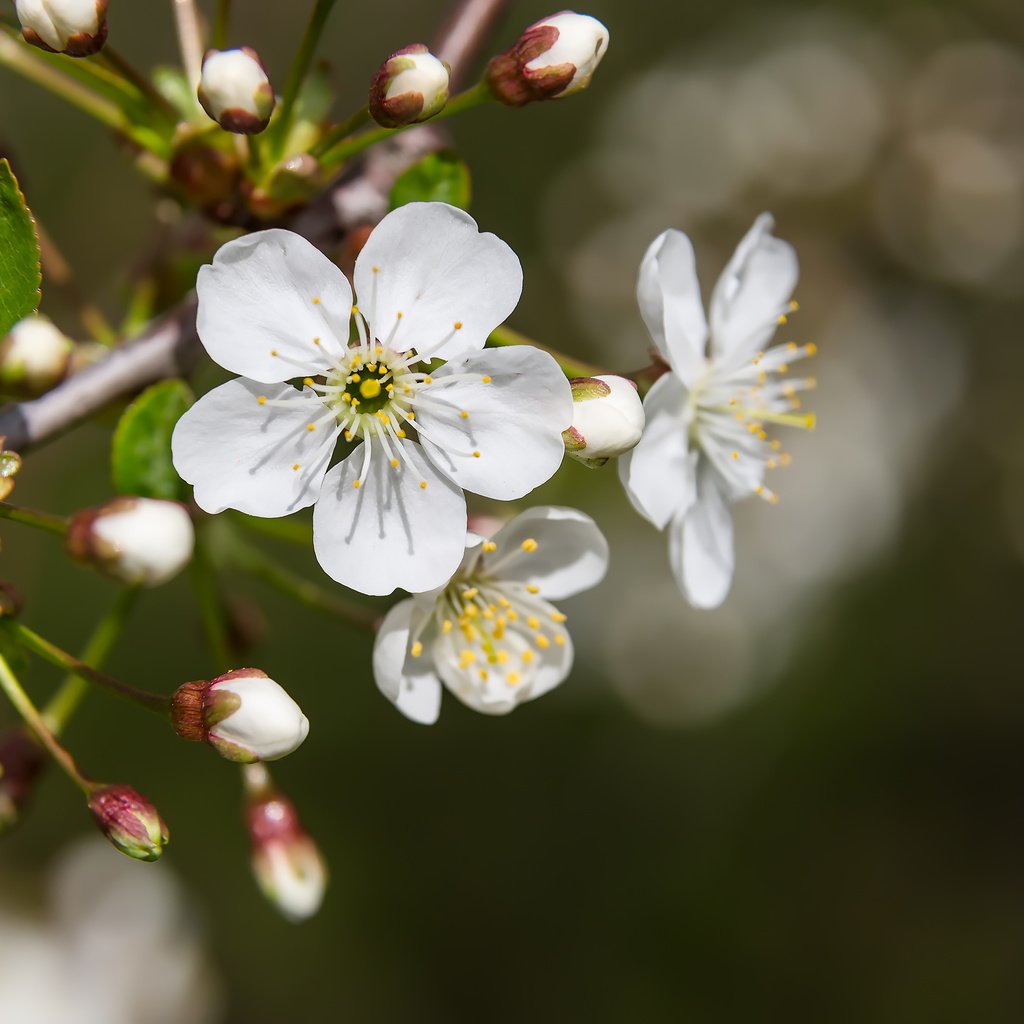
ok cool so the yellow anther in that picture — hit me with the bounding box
[271,349,278,357]
[788,342,798,352]
[351,305,359,314]
[411,641,423,658]
[292,463,300,471]
[257,395,267,406]
[508,610,519,621]
[342,393,352,403]
[373,266,379,273]
[497,651,509,665]
[366,363,377,372]
[497,596,510,608]
[526,585,540,595]
[420,480,427,490]
[463,587,479,600]
[360,379,382,399]
[353,480,361,489]
[506,672,520,685]
[771,439,782,451]
[459,650,476,668]
[351,373,361,383]
[454,321,463,330]
[527,616,540,630]
[472,451,481,459]
[535,635,550,650]
[789,300,800,312]
[806,343,818,355]
[521,651,534,664]
[442,619,453,634]
[463,604,478,619]
[550,612,567,623]
[483,541,497,553]
[778,363,789,374]
[313,337,321,345]
[303,377,314,387]
[390,458,399,468]
[396,311,403,319]
[460,410,469,419]
[481,375,491,384]
[756,484,765,495]
[731,451,739,461]
[396,429,407,439]
[386,384,394,392]
[407,411,415,420]
[479,669,489,681]
[312,297,320,305]
[777,314,788,325]
[520,538,538,553]
[424,376,433,384]
[307,423,316,432]
[554,635,566,646]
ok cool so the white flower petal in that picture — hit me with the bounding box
[416,346,571,500]
[617,372,696,530]
[431,615,573,716]
[372,600,443,724]
[637,229,708,386]
[171,378,337,516]
[196,229,351,383]
[483,506,608,600]
[312,438,466,596]
[669,461,735,608]
[353,203,522,362]
[708,213,798,366]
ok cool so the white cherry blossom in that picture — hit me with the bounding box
[619,214,817,608]
[373,506,608,723]
[172,202,572,596]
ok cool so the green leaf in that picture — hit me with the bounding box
[111,379,194,501]
[0,160,42,338]
[389,151,472,211]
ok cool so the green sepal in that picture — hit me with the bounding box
[0,161,41,338]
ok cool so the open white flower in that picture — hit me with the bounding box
[619,214,817,609]
[373,506,608,723]
[172,202,572,596]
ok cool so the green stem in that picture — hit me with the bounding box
[44,588,139,735]
[308,106,370,159]
[213,0,232,49]
[4,621,169,716]
[96,46,180,123]
[0,650,91,792]
[272,0,339,159]
[227,533,379,632]
[0,30,171,158]
[0,502,69,536]
[487,326,606,380]
[191,538,234,673]
[318,81,493,172]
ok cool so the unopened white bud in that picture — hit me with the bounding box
[171,669,309,763]
[245,765,326,922]
[369,44,450,128]
[66,498,195,587]
[198,48,276,134]
[564,375,645,466]
[486,11,609,106]
[0,316,73,395]
[15,0,107,57]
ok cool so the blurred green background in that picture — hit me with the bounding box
[2,0,1024,1020]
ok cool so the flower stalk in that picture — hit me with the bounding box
[0,501,69,536]
[486,325,605,380]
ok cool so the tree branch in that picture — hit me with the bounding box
[0,0,509,455]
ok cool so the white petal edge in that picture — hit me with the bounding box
[669,461,735,609]
[171,378,337,516]
[416,346,572,500]
[637,229,708,387]
[312,438,467,596]
[353,203,522,362]
[618,372,696,530]
[372,600,443,724]
[196,229,351,383]
[708,213,798,367]
[483,506,609,601]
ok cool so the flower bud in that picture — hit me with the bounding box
[88,784,169,862]
[66,497,195,588]
[0,316,73,396]
[15,0,108,57]
[0,729,46,835]
[486,11,609,106]
[171,668,309,763]
[245,765,326,922]
[563,375,645,467]
[198,48,276,134]
[369,44,450,128]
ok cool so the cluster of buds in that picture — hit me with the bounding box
[171,669,309,763]
[15,0,108,57]
[0,316,73,397]
[66,497,195,587]
[87,784,169,862]
[369,44,450,128]
[486,11,609,106]
[563,375,645,467]
[244,765,326,922]
[198,48,276,134]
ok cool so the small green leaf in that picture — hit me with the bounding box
[0,160,42,338]
[112,379,194,501]
[389,151,472,211]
